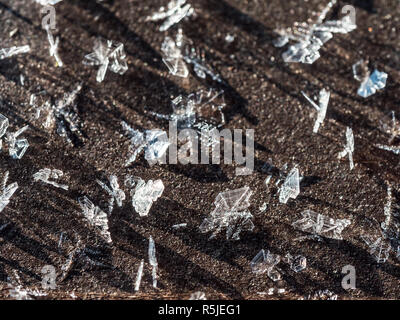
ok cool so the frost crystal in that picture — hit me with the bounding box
[146,0,194,31]
[6,125,29,160]
[0,45,30,60]
[125,176,164,217]
[353,60,388,98]
[8,271,47,300]
[376,145,400,155]
[161,29,188,77]
[301,89,330,133]
[83,38,128,83]
[0,171,18,212]
[284,253,307,272]
[96,175,126,215]
[338,127,354,170]
[361,234,391,263]
[292,210,351,240]
[45,26,63,67]
[199,186,254,240]
[381,111,400,144]
[121,122,170,166]
[275,0,356,64]
[134,259,144,292]
[189,291,207,300]
[250,249,281,282]
[148,236,158,288]
[172,223,187,229]
[279,166,300,204]
[34,0,63,5]
[33,168,68,190]
[78,196,112,243]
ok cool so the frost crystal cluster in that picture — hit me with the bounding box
[301,89,330,133]
[83,38,128,82]
[250,249,281,281]
[199,186,254,240]
[33,168,68,190]
[125,176,164,217]
[122,122,170,166]
[96,175,125,214]
[0,114,29,160]
[0,45,30,60]
[274,0,356,64]
[0,171,18,212]
[78,196,112,243]
[284,253,307,272]
[338,127,354,170]
[146,0,194,31]
[361,234,391,263]
[292,210,351,240]
[353,60,388,98]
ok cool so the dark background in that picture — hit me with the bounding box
[0,0,399,299]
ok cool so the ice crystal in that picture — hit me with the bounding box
[78,196,112,243]
[33,168,68,190]
[301,89,330,133]
[338,127,354,170]
[361,234,391,263]
[83,38,128,82]
[148,236,158,288]
[146,0,194,32]
[5,125,29,160]
[275,0,356,64]
[122,122,170,166]
[199,186,254,240]
[161,28,188,77]
[250,249,281,282]
[172,223,187,229]
[284,253,307,272]
[0,171,18,212]
[353,60,388,98]
[45,26,63,67]
[279,166,300,204]
[134,259,144,292]
[304,289,337,300]
[96,175,126,215]
[34,0,63,5]
[0,45,30,60]
[189,291,207,300]
[381,111,400,144]
[292,210,351,240]
[8,271,47,300]
[125,176,164,217]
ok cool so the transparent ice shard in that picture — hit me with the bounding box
[6,129,29,160]
[0,45,30,60]
[33,168,68,190]
[45,26,63,67]
[148,236,158,288]
[184,46,223,83]
[275,0,355,64]
[125,177,164,217]
[96,175,126,215]
[284,253,307,272]
[292,210,351,240]
[381,111,400,144]
[382,185,393,231]
[161,29,188,78]
[189,291,207,300]
[199,186,254,240]
[279,166,300,204]
[172,223,187,229]
[338,127,354,170]
[250,249,281,282]
[83,38,128,82]
[0,114,9,138]
[134,259,144,292]
[357,69,388,98]
[361,234,391,263]
[301,89,330,133]
[0,171,18,212]
[146,0,194,32]
[78,196,112,243]
[377,145,400,155]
